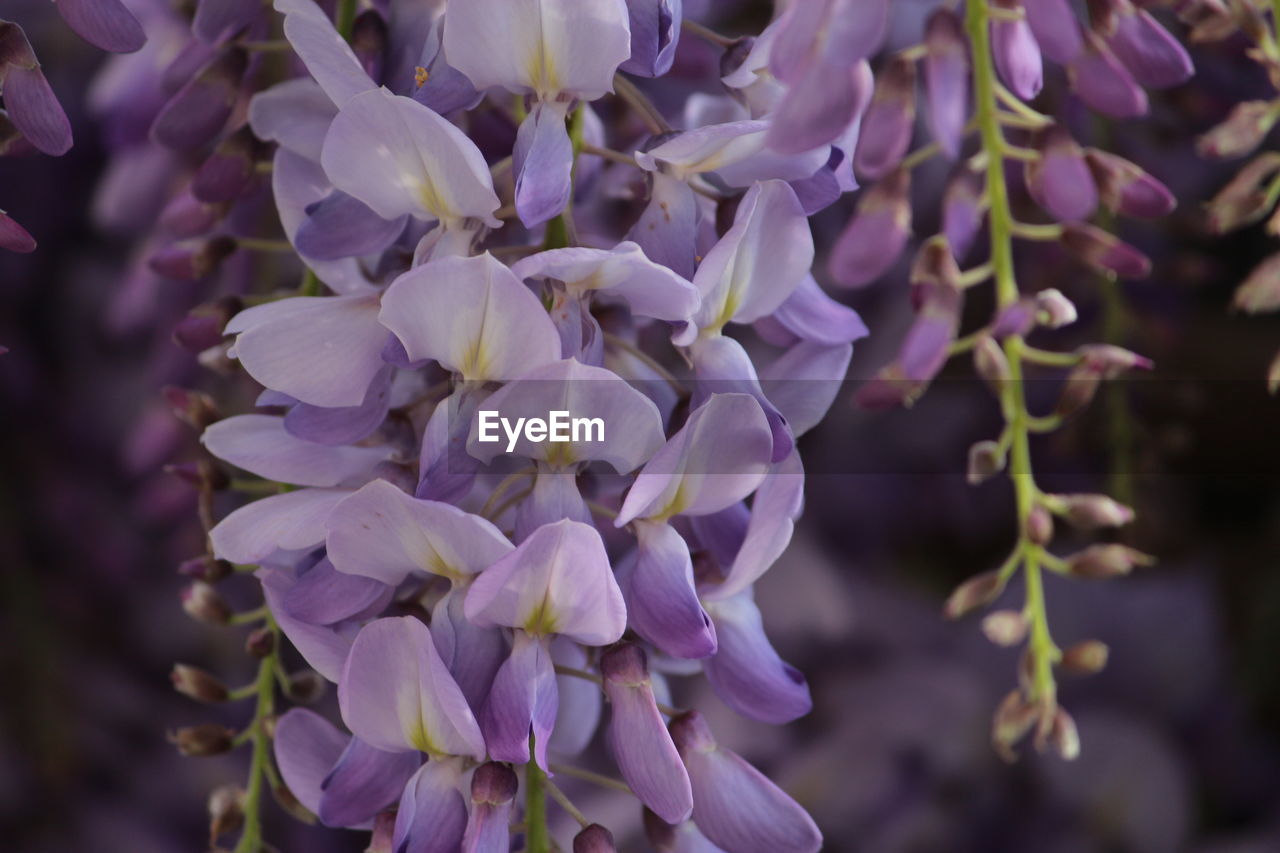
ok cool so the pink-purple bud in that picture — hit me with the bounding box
[1043,707,1080,760]
[944,570,1006,619]
[148,235,236,280]
[991,689,1039,762]
[1034,289,1078,328]
[169,723,235,757]
[1024,0,1084,63]
[1197,101,1278,160]
[245,627,275,659]
[942,168,984,260]
[193,125,267,204]
[993,0,1044,99]
[1052,493,1135,528]
[160,188,231,239]
[853,55,917,181]
[829,168,912,288]
[573,824,617,853]
[1053,368,1101,418]
[923,9,970,159]
[163,386,221,429]
[967,439,1007,484]
[171,664,229,703]
[1068,31,1148,119]
[1064,544,1155,578]
[1025,505,1054,546]
[974,336,1011,388]
[1060,223,1152,278]
[1061,639,1110,674]
[181,581,231,625]
[284,671,326,704]
[208,785,245,842]
[471,762,518,806]
[178,554,231,583]
[981,610,1030,646]
[1076,343,1154,376]
[1084,148,1176,219]
[1237,253,1280,314]
[1205,153,1280,233]
[1027,125,1098,222]
[151,46,248,151]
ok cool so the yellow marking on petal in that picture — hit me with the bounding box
[524,596,559,636]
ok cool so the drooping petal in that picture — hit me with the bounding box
[621,0,682,78]
[1024,0,1083,63]
[249,78,338,163]
[228,294,389,408]
[274,0,375,106]
[602,644,694,822]
[338,616,487,759]
[210,488,348,564]
[273,708,349,818]
[765,59,869,155]
[443,0,632,100]
[55,0,146,53]
[465,519,627,645]
[283,557,393,626]
[549,639,602,756]
[260,568,358,681]
[514,100,574,227]
[321,88,500,225]
[319,737,421,828]
[923,9,969,160]
[379,252,561,382]
[514,468,592,542]
[431,591,508,710]
[692,180,814,335]
[702,592,812,724]
[462,763,518,853]
[828,168,911,289]
[479,631,559,766]
[151,46,247,151]
[853,54,917,182]
[628,173,700,280]
[284,364,394,446]
[765,275,868,347]
[392,760,469,853]
[326,478,514,586]
[468,358,665,472]
[2,63,72,157]
[993,0,1043,100]
[618,521,717,659]
[1068,32,1148,119]
[201,414,391,487]
[416,386,486,503]
[670,712,822,853]
[617,394,773,525]
[689,336,792,463]
[1026,124,1097,222]
[295,188,407,261]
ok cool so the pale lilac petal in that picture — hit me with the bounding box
[284,364,394,446]
[549,639,601,756]
[771,0,886,81]
[602,644,693,822]
[229,294,389,408]
[942,169,984,261]
[468,358,665,472]
[688,336,792,463]
[249,79,337,163]
[617,394,773,525]
[295,189,407,261]
[416,387,485,503]
[326,478,513,587]
[670,712,822,853]
[56,0,146,53]
[274,0,375,106]
[465,519,627,645]
[763,342,852,437]
[765,60,867,155]
[619,521,717,659]
[853,55,916,182]
[703,592,812,724]
[514,100,574,227]
[379,252,561,382]
[515,470,592,542]
[393,760,469,853]
[621,0,682,78]
[321,88,500,225]
[201,414,391,487]
[701,452,804,601]
[480,632,558,766]
[319,737,420,828]
[628,173,700,280]
[210,488,348,564]
[644,811,728,853]
[273,708,348,818]
[923,9,969,159]
[443,0,632,100]
[3,63,72,156]
[692,180,814,334]
[511,242,701,323]
[284,558,393,626]
[411,13,483,114]
[260,568,357,681]
[431,591,507,710]
[638,122,826,186]
[338,616,486,759]
[767,275,868,346]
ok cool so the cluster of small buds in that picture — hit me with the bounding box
[1195,0,1280,388]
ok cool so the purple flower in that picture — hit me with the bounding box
[0,20,73,156]
[923,9,970,159]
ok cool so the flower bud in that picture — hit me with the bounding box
[1025,505,1054,546]
[993,0,1043,99]
[974,337,1011,389]
[246,627,275,658]
[151,46,248,151]
[1061,223,1152,278]
[1084,148,1176,219]
[1064,544,1155,578]
[943,570,1006,619]
[1068,32,1148,119]
[967,439,1007,485]
[1061,639,1110,674]
[208,785,244,842]
[159,188,230,238]
[169,723,235,757]
[1269,348,1280,395]
[1196,101,1279,160]
[991,689,1039,762]
[1180,0,1236,43]
[1076,343,1153,377]
[1053,493,1135,528]
[148,235,236,280]
[1026,125,1097,222]
[284,671,326,704]
[471,762,518,806]
[829,168,912,288]
[351,10,388,82]
[0,210,36,253]
[178,554,231,583]
[853,366,927,410]
[163,386,220,429]
[981,610,1029,646]
[899,237,963,382]
[942,168,984,260]
[1024,0,1083,63]
[1091,0,1193,89]
[1205,153,1280,233]
[1034,288,1078,328]
[193,125,268,204]
[171,664,229,703]
[1053,367,1101,418]
[991,300,1036,339]
[1044,707,1080,760]
[182,581,231,625]
[1234,253,1280,314]
[573,824,617,853]
[853,54,917,181]
[923,8,969,159]
[463,761,517,852]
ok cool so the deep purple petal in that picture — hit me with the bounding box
[319,737,420,828]
[56,0,146,53]
[3,64,72,156]
[703,593,812,724]
[618,522,717,659]
[480,632,558,766]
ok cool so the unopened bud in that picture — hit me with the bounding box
[574,824,617,853]
[943,570,1006,619]
[208,785,244,841]
[1053,493,1135,528]
[1026,124,1097,222]
[974,337,1011,388]
[967,439,1006,485]
[1234,253,1280,314]
[1061,639,1109,674]
[182,581,231,625]
[148,235,236,280]
[1034,289,1078,329]
[601,643,649,686]
[1077,343,1154,377]
[166,460,230,492]
[829,168,912,288]
[1044,707,1080,760]
[1084,148,1176,219]
[991,689,1039,762]
[471,762,518,806]
[246,627,275,658]
[171,664,229,703]
[981,610,1029,646]
[273,782,316,825]
[854,54,918,181]
[1269,348,1280,395]
[1205,152,1280,233]
[1196,100,1279,160]
[170,723,235,756]
[193,125,268,204]
[643,808,679,850]
[1061,223,1152,279]
[1025,506,1054,546]
[991,299,1036,339]
[163,385,220,429]
[285,671,326,704]
[178,554,231,583]
[1064,544,1155,578]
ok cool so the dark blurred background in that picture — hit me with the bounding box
[4,1,1280,851]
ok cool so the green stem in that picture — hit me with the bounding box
[525,738,551,853]
[967,0,1057,706]
[335,0,358,40]
[234,615,280,853]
